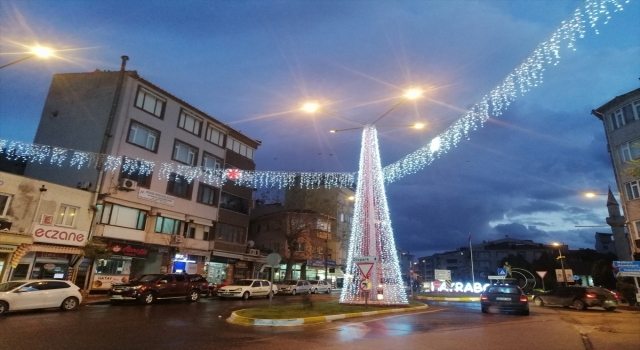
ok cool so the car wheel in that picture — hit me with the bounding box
[139,292,155,305]
[266,291,273,299]
[604,306,616,311]
[326,288,331,294]
[291,289,297,296]
[573,299,586,310]
[187,290,200,302]
[307,289,312,294]
[534,297,544,306]
[0,301,8,315]
[481,306,488,314]
[60,297,79,311]
[312,288,317,294]
[242,291,250,300]
[522,310,530,316]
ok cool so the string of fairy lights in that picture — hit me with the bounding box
[340,126,408,304]
[0,0,628,191]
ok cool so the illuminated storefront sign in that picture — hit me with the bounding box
[430,281,491,293]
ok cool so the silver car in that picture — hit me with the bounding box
[309,280,332,294]
[278,280,312,295]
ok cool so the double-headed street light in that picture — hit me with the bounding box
[552,242,568,286]
[0,46,54,70]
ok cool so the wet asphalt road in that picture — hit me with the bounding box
[1,294,638,350]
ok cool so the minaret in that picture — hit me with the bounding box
[605,188,632,261]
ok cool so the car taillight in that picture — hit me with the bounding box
[585,293,596,299]
[614,293,621,299]
[519,295,528,302]
[480,294,488,301]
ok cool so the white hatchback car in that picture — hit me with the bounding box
[217,279,277,300]
[278,280,312,295]
[0,280,83,315]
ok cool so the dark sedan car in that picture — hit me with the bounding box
[532,286,618,311]
[480,285,529,315]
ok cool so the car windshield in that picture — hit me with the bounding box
[281,280,298,285]
[231,280,255,286]
[0,282,24,291]
[309,281,318,285]
[486,286,520,294]
[134,275,162,283]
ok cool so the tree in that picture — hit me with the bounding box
[591,258,617,289]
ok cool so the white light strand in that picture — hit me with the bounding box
[382,0,628,184]
[340,126,408,305]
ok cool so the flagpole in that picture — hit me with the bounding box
[469,234,475,285]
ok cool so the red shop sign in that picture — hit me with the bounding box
[108,243,149,259]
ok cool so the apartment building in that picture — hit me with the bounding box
[24,60,261,292]
[592,87,640,261]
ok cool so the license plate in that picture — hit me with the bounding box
[496,297,511,301]
[110,295,124,300]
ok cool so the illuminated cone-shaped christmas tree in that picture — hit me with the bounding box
[340,125,408,305]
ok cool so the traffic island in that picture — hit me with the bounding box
[226,301,428,326]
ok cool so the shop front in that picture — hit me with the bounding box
[207,254,241,285]
[9,244,85,282]
[0,231,33,283]
[90,241,150,292]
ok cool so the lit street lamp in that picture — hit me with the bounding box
[553,242,568,286]
[0,46,54,70]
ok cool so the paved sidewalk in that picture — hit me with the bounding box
[227,304,429,326]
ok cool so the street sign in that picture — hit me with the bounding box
[497,268,507,276]
[356,262,375,278]
[433,280,442,289]
[536,271,547,279]
[555,269,574,282]
[613,261,640,268]
[434,269,451,281]
[488,275,506,280]
[618,267,640,277]
[573,275,580,281]
[266,253,281,266]
[354,256,378,263]
[360,279,372,291]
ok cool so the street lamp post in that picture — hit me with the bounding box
[553,243,568,286]
[324,239,329,281]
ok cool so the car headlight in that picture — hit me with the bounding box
[230,288,242,292]
[128,285,143,290]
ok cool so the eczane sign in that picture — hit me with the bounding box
[32,224,88,247]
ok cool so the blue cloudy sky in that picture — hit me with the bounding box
[1,0,639,258]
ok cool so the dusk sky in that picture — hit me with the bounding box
[1,0,639,258]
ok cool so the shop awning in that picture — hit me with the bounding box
[150,209,185,221]
[10,244,84,268]
[185,216,214,226]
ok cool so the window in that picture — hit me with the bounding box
[295,242,306,252]
[205,124,225,147]
[340,213,345,222]
[496,252,509,259]
[634,221,640,239]
[167,173,193,199]
[608,100,640,130]
[197,183,217,206]
[135,87,165,118]
[315,219,331,232]
[127,121,159,152]
[155,217,182,235]
[618,140,640,163]
[183,223,196,239]
[226,137,254,159]
[0,193,11,217]
[202,153,222,173]
[219,192,249,214]
[99,203,146,230]
[56,205,78,227]
[173,140,198,166]
[625,180,640,200]
[214,223,245,244]
[178,110,202,136]
[120,159,153,188]
[446,259,458,264]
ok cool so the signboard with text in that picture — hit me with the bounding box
[108,242,149,259]
[31,224,88,247]
[555,269,574,282]
[138,188,176,206]
[434,269,451,281]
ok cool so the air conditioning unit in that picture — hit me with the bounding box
[249,249,260,256]
[118,178,137,191]
[76,181,92,190]
[172,235,184,244]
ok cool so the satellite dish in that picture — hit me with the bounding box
[247,240,255,247]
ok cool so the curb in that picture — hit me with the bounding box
[227,304,429,327]
[414,295,480,302]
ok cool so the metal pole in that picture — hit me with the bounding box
[269,266,274,306]
[324,239,328,281]
[558,249,567,286]
[0,54,35,69]
[469,234,475,285]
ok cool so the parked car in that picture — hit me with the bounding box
[217,279,277,299]
[278,280,312,295]
[0,280,83,316]
[108,273,209,305]
[309,280,332,294]
[480,284,529,315]
[532,286,619,311]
